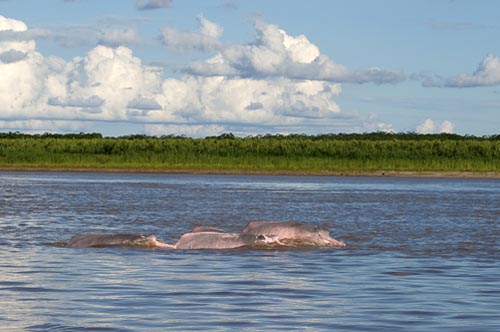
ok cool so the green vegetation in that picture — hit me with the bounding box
[1,132,499,174]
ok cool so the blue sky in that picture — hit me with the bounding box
[0,0,499,136]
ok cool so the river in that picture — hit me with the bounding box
[1,171,499,331]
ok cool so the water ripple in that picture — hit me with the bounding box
[1,172,500,331]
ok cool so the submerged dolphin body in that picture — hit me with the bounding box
[173,232,256,250]
[63,221,345,250]
[242,221,346,247]
[65,232,271,250]
[64,231,279,250]
[65,233,174,249]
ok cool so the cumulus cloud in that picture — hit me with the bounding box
[0,49,27,63]
[149,76,342,128]
[0,15,37,52]
[0,12,140,50]
[0,15,49,46]
[186,20,405,84]
[0,15,394,136]
[446,53,500,87]
[440,120,455,133]
[245,102,263,111]
[48,95,104,108]
[53,45,164,120]
[0,15,163,125]
[136,0,172,10]
[420,53,500,88]
[0,16,50,118]
[127,97,162,110]
[0,119,88,133]
[416,119,454,134]
[362,113,395,133]
[160,15,223,52]
[144,124,225,137]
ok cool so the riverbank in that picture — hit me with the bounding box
[1,166,499,179]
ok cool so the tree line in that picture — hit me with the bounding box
[2,131,500,141]
[1,132,499,172]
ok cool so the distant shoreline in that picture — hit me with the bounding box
[2,133,499,178]
[1,166,499,179]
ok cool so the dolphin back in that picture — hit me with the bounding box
[242,221,345,247]
[175,232,255,250]
[66,233,159,248]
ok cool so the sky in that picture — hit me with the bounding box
[0,0,499,137]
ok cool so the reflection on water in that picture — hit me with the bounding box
[1,172,500,331]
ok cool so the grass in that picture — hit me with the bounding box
[1,132,499,175]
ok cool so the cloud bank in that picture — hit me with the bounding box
[446,53,500,87]
[421,53,500,88]
[185,20,405,84]
[0,15,402,136]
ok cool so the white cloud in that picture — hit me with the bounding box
[0,15,36,53]
[127,97,162,110]
[198,15,223,39]
[48,95,104,108]
[0,119,88,133]
[439,120,455,133]
[186,20,405,84]
[363,113,395,133]
[0,15,163,123]
[136,0,172,10]
[160,15,223,52]
[416,119,435,134]
[416,118,455,134]
[0,49,27,63]
[0,14,140,50]
[420,53,500,88]
[153,76,342,126]
[0,15,394,136]
[0,16,50,118]
[446,53,500,87]
[52,45,164,120]
[144,124,225,137]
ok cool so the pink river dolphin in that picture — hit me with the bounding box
[65,231,277,250]
[65,233,174,249]
[64,221,345,249]
[242,221,346,247]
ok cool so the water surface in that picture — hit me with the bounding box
[1,172,499,331]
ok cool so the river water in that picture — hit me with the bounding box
[1,171,499,331]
